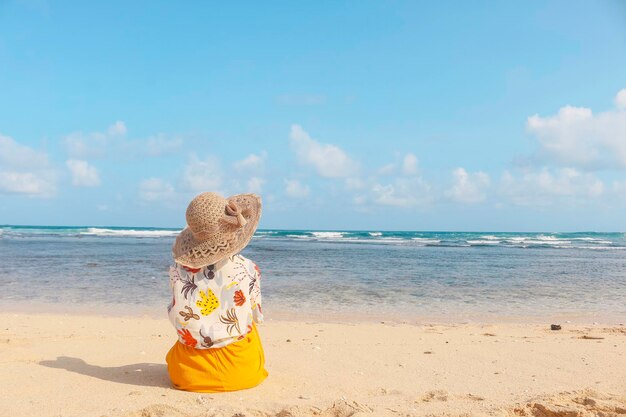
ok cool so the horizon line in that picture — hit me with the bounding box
[1,224,623,234]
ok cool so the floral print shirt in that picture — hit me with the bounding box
[168,254,263,349]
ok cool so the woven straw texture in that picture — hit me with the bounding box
[173,192,262,268]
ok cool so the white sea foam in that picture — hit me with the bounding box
[411,238,441,245]
[467,239,501,245]
[507,235,567,243]
[508,240,568,246]
[369,232,383,236]
[528,240,569,246]
[504,235,571,246]
[80,227,180,237]
[311,232,345,239]
[329,237,405,245]
[536,235,569,242]
[480,235,500,240]
[285,234,310,239]
[571,237,613,244]
[584,246,626,250]
[282,233,408,245]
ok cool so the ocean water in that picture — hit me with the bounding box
[1,225,625,322]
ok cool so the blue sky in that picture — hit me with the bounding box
[1,0,626,231]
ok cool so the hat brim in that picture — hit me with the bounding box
[172,194,261,268]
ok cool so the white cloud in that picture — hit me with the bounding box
[446,168,490,203]
[66,159,101,187]
[500,168,604,206]
[377,164,395,176]
[181,155,223,192]
[527,89,626,169]
[246,177,265,194]
[0,135,49,167]
[0,134,56,197]
[613,180,626,195]
[64,121,183,159]
[370,177,433,208]
[139,178,176,202]
[616,89,626,110]
[348,155,432,207]
[107,120,127,136]
[345,177,366,190]
[402,153,419,175]
[375,153,418,177]
[144,135,183,157]
[64,126,112,158]
[234,152,267,172]
[289,124,359,178]
[284,179,310,199]
[229,153,268,194]
[0,172,54,195]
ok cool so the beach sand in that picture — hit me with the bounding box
[0,312,624,417]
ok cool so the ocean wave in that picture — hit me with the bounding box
[509,239,569,246]
[542,245,619,250]
[1,227,623,250]
[80,228,180,237]
[248,231,622,250]
[537,235,560,241]
[467,239,501,245]
[323,237,408,245]
[411,237,442,245]
[285,234,311,239]
[583,246,626,250]
[368,237,406,244]
[329,238,397,244]
[311,231,345,239]
[571,237,613,244]
[502,235,571,246]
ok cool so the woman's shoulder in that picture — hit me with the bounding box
[228,254,257,268]
[170,261,203,274]
[222,255,261,279]
[171,256,258,276]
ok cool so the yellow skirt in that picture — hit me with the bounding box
[166,324,268,393]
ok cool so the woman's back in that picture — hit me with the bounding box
[168,254,263,349]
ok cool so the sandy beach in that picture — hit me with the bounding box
[3,0,626,415]
[0,312,624,417]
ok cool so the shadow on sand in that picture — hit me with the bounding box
[39,356,171,388]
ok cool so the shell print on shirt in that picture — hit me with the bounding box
[168,254,263,349]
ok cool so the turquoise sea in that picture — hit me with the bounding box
[1,225,625,322]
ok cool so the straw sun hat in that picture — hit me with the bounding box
[173,192,262,268]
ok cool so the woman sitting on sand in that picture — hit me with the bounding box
[166,192,268,392]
